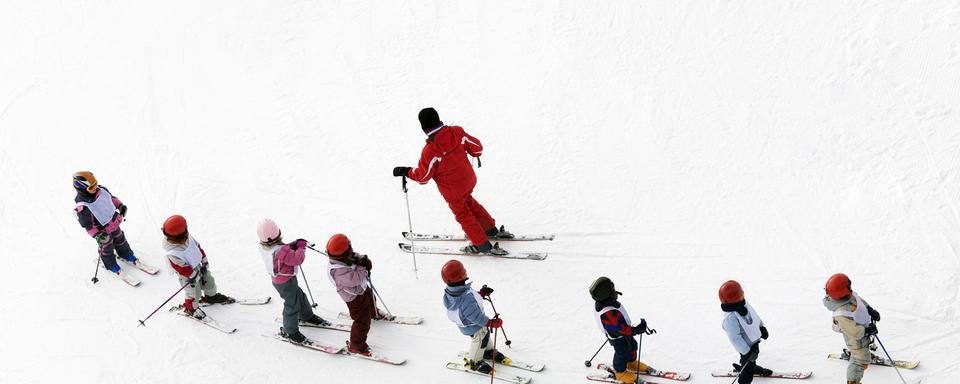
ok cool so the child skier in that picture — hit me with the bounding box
[257,218,328,343]
[72,171,141,275]
[823,273,882,384]
[441,259,509,373]
[162,215,233,318]
[392,107,513,255]
[718,280,773,384]
[589,276,659,384]
[325,233,392,355]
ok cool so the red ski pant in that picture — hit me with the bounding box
[443,189,496,246]
[346,289,375,351]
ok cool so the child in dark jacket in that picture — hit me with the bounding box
[72,171,139,275]
[590,277,659,383]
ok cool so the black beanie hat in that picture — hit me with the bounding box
[418,107,443,135]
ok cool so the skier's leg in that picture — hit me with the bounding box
[274,279,304,338]
[464,194,496,232]
[347,290,373,351]
[468,327,490,363]
[737,344,759,384]
[610,337,638,382]
[97,235,120,272]
[444,194,489,246]
[846,346,870,383]
[200,271,218,297]
[110,228,136,261]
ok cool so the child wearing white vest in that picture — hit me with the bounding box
[589,277,659,384]
[718,280,773,384]
[161,215,233,318]
[823,273,881,384]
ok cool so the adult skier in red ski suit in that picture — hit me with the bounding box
[393,108,513,254]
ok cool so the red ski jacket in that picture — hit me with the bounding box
[406,126,483,196]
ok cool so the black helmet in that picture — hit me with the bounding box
[589,276,618,301]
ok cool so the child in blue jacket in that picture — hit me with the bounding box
[719,280,773,384]
[441,259,510,374]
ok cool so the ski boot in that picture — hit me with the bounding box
[201,293,235,305]
[373,308,396,321]
[118,254,138,263]
[107,263,121,274]
[467,359,494,374]
[614,369,639,384]
[346,341,372,356]
[733,363,773,377]
[485,225,515,240]
[301,314,331,327]
[629,360,660,375]
[280,327,310,344]
[462,241,508,256]
[484,349,511,365]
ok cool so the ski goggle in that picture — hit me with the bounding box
[74,180,97,193]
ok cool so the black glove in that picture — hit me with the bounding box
[357,255,372,271]
[864,322,879,336]
[867,306,881,322]
[94,232,111,246]
[188,268,200,285]
[760,326,769,340]
[393,166,411,177]
[479,285,494,298]
[118,204,127,217]
[199,263,208,275]
[633,319,657,335]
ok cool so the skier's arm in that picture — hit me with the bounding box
[722,316,752,355]
[331,265,369,288]
[835,315,866,345]
[407,146,440,185]
[600,310,633,338]
[277,242,306,267]
[74,206,100,236]
[167,254,194,277]
[462,131,483,157]
[461,295,490,326]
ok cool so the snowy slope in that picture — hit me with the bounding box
[2,1,959,383]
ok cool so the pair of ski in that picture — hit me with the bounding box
[587,364,810,383]
[586,364,692,384]
[399,231,553,261]
[268,333,406,365]
[445,352,545,384]
[171,297,272,334]
[827,351,919,369]
[277,312,423,333]
[107,258,160,286]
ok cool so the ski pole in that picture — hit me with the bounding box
[489,324,499,384]
[584,339,608,367]
[730,360,748,384]
[634,333,643,384]
[299,266,318,308]
[401,176,419,277]
[482,296,512,347]
[91,258,101,284]
[874,335,908,384]
[369,277,393,318]
[139,279,192,326]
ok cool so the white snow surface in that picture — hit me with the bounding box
[2,1,959,383]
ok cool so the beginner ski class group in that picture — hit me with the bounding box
[72,108,916,384]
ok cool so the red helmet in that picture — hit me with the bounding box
[825,273,852,300]
[162,215,188,237]
[326,234,352,257]
[719,280,745,304]
[441,259,467,284]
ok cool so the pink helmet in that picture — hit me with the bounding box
[257,218,281,243]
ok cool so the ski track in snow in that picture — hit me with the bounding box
[2,1,960,383]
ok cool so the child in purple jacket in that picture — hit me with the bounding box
[325,234,392,356]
